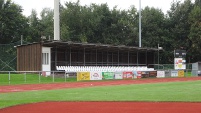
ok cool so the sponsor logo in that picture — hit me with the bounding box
[93,73,99,77]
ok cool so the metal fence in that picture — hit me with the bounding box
[149,64,193,70]
[0,69,200,85]
[0,71,76,85]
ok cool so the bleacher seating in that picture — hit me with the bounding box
[56,66,154,72]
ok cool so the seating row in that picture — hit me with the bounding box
[56,66,154,72]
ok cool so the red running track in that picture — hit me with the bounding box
[1,77,201,93]
[1,102,201,113]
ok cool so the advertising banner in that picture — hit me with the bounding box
[102,72,114,79]
[178,70,184,77]
[149,71,157,78]
[141,71,149,78]
[157,71,165,78]
[132,71,138,78]
[123,71,133,79]
[90,71,102,80]
[174,58,186,69]
[165,71,171,77]
[171,70,178,77]
[114,71,123,79]
[77,72,90,81]
[132,71,142,79]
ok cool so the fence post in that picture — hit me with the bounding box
[53,71,55,83]
[8,72,11,85]
[65,73,66,82]
[24,72,26,83]
[39,72,41,83]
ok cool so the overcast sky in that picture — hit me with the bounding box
[12,0,187,16]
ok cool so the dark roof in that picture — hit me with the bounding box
[16,41,159,52]
[41,41,159,52]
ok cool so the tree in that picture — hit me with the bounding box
[165,0,193,63]
[188,1,201,61]
[27,9,43,42]
[40,8,54,40]
[61,1,84,42]
[0,0,28,44]
[140,6,165,48]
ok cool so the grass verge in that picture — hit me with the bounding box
[0,73,77,85]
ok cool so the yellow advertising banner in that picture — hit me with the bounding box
[178,70,184,77]
[77,72,90,81]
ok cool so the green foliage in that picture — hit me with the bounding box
[188,4,201,61]
[164,0,194,63]
[0,80,201,108]
[0,0,29,44]
[0,0,201,64]
[60,1,138,45]
[141,7,165,48]
[40,8,54,40]
[26,10,43,42]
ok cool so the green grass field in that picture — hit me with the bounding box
[0,73,77,85]
[1,80,201,109]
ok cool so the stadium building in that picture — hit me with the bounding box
[16,41,158,75]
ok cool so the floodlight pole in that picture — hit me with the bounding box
[139,0,142,47]
[157,44,163,70]
[54,0,60,41]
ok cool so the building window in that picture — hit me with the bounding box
[42,53,49,65]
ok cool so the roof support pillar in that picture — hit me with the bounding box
[137,51,139,66]
[128,51,130,66]
[55,47,57,66]
[107,50,108,66]
[145,51,147,65]
[118,50,119,66]
[69,47,71,66]
[84,48,86,66]
[112,52,113,66]
[96,49,97,66]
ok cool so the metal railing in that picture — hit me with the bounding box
[0,71,74,85]
[1,69,200,85]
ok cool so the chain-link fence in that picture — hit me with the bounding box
[0,41,30,71]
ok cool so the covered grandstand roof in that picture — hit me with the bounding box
[41,41,159,52]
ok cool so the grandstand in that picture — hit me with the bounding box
[16,41,159,75]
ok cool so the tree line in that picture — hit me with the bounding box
[0,0,201,64]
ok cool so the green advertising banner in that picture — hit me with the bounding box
[102,72,114,79]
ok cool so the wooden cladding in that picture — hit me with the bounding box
[17,43,42,71]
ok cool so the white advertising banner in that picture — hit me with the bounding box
[171,70,178,77]
[157,71,165,78]
[174,58,186,69]
[114,71,123,79]
[90,71,102,80]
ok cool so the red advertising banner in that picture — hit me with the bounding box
[123,71,133,79]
